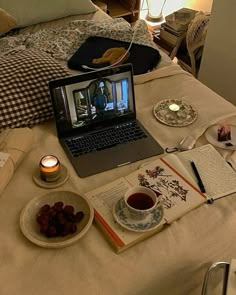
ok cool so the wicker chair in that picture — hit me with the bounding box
[177,12,210,78]
[185,12,210,77]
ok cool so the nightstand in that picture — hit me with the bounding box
[149,8,197,60]
[153,30,186,60]
[93,0,141,23]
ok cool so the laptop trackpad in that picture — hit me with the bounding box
[74,144,143,177]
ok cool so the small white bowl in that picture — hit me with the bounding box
[20,190,94,248]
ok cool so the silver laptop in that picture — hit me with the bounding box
[49,64,164,177]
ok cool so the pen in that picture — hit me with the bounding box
[190,161,206,193]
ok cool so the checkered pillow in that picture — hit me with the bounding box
[0,48,71,131]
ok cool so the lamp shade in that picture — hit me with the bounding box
[78,91,84,99]
[146,0,167,22]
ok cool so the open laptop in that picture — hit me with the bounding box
[49,64,164,177]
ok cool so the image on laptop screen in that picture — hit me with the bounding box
[50,69,135,135]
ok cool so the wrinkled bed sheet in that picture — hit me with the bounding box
[2,8,236,295]
[0,8,172,69]
[1,59,236,295]
[0,18,159,61]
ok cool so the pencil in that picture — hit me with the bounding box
[190,161,206,193]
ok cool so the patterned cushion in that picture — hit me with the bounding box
[0,48,71,131]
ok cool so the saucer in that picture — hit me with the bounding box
[153,99,198,127]
[205,124,236,150]
[113,198,164,233]
[32,163,69,188]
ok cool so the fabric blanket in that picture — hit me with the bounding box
[2,9,236,295]
[1,60,236,295]
[134,64,236,150]
[0,128,33,195]
[0,18,158,60]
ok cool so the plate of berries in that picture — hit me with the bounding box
[20,191,94,248]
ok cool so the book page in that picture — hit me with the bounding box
[177,144,236,199]
[125,158,205,224]
[84,178,155,246]
[163,153,195,184]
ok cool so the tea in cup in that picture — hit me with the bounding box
[124,186,162,220]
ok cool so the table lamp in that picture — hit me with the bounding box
[145,0,167,22]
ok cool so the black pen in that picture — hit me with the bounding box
[190,161,206,193]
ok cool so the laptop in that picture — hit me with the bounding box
[49,64,164,178]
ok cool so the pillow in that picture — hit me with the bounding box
[0,0,97,28]
[0,48,71,131]
[0,8,16,35]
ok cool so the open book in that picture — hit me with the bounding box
[84,144,236,253]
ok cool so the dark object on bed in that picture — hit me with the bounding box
[67,36,161,75]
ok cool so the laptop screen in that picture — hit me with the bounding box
[49,64,136,138]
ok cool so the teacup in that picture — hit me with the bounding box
[124,186,162,220]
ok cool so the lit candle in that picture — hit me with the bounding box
[169,103,180,112]
[40,155,60,182]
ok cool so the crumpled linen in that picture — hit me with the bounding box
[0,128,33,195]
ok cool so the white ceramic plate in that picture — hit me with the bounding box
[20,191,94,248]
[113,198,164,233]
[153,99,198,127]
[205,124,236,150]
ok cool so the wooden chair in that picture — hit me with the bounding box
[185,12,210,77]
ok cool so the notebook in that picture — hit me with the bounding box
[49,64,164,177]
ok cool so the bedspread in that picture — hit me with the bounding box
[1,60,236,295]
[1,8,236,293]
[1,59,236,295]
[0,18,158,60]
[134,64,236,148]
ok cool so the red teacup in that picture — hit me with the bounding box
[124,186,162,220]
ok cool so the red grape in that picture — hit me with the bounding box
[37,215,48,225]
[64,205,74,215]
[53,201,64,212]
[36,201,84,238]
[39,204,50,214]
[46,226,57,237]
[75,211,84,223]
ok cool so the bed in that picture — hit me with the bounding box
[1,1,236,295]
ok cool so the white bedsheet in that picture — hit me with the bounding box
[1,54,236,295]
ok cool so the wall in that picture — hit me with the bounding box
[182,0,212,12]
[198,0,236,105]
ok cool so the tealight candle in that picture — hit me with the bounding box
[169,103,180,112]
[40,155,61,182]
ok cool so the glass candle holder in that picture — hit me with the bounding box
[39,155,61,182]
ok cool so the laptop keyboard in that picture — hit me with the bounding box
[64,122,147,157]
